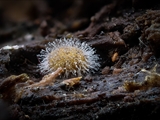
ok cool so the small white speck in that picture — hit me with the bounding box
[24,34,34,41]
[1,45,24,50]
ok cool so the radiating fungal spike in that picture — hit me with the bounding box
[38,38,100,78]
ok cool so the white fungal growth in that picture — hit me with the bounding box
[38,38,100,78]
[1,45,24,50]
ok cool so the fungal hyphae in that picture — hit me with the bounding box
[38,38,100,78]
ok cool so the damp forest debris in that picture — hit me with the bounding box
[124,64,160,92]
[1,1,160,119]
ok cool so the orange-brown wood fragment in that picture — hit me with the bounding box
[61,77,82,87]
[112,52,119,62]
[29,67,63,87]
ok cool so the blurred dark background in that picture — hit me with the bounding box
[0,0,111,47]
[0,0,159,47]
[0,0,110,27]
